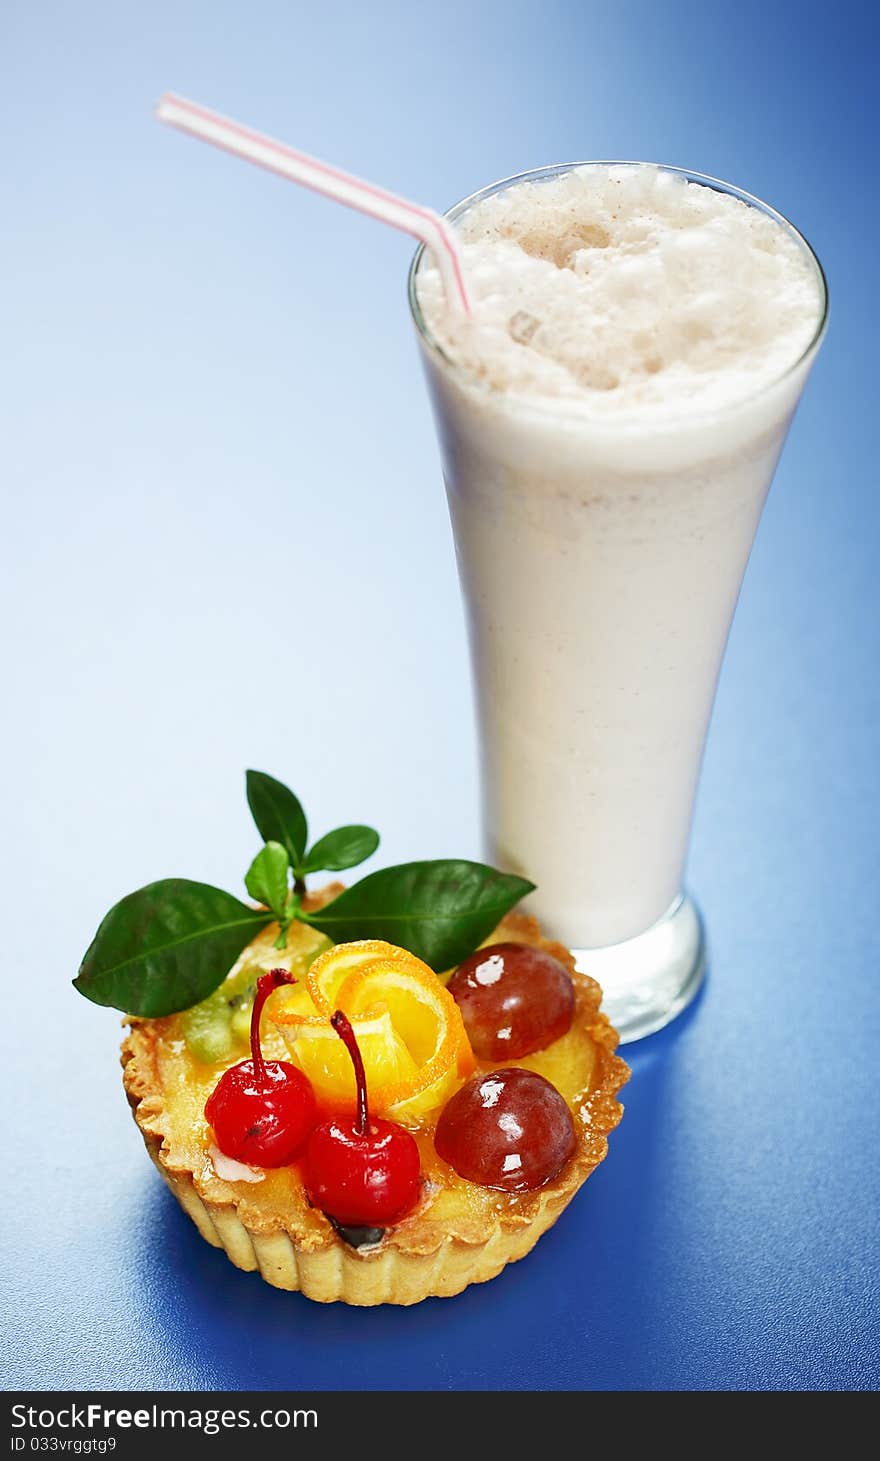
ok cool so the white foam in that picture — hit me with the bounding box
[417,165,823,417]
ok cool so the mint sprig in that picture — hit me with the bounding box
[244,841,290,916]
[300,824,380,876]
[73,772,534,1017]
[246,769,380,890]
[244,841,301,949]
[245,770,309,881]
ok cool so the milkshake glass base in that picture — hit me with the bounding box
[572,893,705,1044]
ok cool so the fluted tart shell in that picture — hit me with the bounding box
[121,894,629,1306]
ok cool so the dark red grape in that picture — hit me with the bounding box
[447,942,575,1059]
[434,1068,576,1192]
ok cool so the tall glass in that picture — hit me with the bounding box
[409,163,827,1043]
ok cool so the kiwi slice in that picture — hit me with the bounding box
[181,964,258,1065]
[229,1001,253,1047]
[181,934,333,1064]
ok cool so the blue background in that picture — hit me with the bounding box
[3,0,878,1392]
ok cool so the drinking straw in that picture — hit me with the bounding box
[156,93,470,315]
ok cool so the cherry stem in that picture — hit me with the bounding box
[250,969,295,1084]
[331,1010,369,1136]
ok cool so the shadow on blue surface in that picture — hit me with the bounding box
[132,1000,703,1391]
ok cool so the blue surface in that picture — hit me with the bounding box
[4,0,879,1392]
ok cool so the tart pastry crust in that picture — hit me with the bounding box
[121,908,629,1305]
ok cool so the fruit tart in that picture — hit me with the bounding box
[78,772,628,1306]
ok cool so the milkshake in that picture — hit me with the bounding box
[410,163,826,1041]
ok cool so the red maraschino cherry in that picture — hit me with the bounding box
[205,969,316,1167]
[303,1011,421,1227]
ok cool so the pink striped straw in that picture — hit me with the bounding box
[156,93,470,315]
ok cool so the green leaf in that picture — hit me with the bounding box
[73,879,273,1017]
[302,859,534,971]
[245,770,308,868]
[301,824,380,874]
[244,841,290,918]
